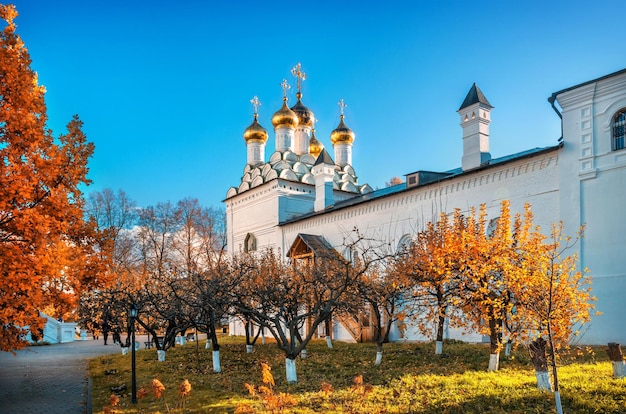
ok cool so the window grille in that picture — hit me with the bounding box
[613,109,626,151]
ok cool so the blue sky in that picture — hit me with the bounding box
[8,0,625,209]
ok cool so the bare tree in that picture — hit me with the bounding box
[80,189,139,345]
[356,256,413,365]
[231,230,388,383]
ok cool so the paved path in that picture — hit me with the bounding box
[0,339,121,414]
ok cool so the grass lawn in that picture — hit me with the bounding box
[89,336,625,413]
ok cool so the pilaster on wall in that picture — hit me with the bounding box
[578,104,597,180]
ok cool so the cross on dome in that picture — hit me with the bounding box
[291,63,306,93]
[280,79,291,98]
[250,96,261,114]
[338,98,347,116]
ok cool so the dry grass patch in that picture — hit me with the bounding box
[89,336,625,413]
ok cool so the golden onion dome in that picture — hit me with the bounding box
[309,129,324,158]
[243,114,268,144]
[290,92,314,128]
[271,97,299,129]
[330,115,355,145]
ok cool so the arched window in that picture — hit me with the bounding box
[613,108,626,151]
[487,218,499,238]
[397,234,412,253]
[342,247,358,264]
[244,233,256,253]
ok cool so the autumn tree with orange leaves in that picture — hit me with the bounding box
[507,211,594,410]
[430,201,595,376]
[457,202,520,371]
[395,210,466,356]
[0,5,102,351]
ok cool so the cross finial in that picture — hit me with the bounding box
[250,96,261,115]
[290,62,306,93]
[338,98,347,116]
[280,79,291,99]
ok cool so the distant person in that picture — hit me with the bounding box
[102,321,110,345]
[112,329,121,345]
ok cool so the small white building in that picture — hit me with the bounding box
[226,67,626,345]
[27,313,78,344]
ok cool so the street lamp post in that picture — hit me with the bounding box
[130,304,138,404]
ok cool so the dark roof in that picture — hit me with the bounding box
[550,68,626,100]
[459,83,493,110]
[314,148,335,166]
[279,144,561,226]
[287,234,342,260]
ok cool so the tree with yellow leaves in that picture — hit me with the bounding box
[0,4,101,351]
[456,201,595,379]
[397,210,466,355]
[456,201,523,371]
[508,211,594,412]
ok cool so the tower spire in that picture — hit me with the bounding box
[458,84,492,171]
[289,63,314,156]
[331,98,355,167]
[244,95,268,166]
[272,80,298,152]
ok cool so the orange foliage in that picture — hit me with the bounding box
[151,378,166,399]
[178,379,192,397]
[241,362,298,413]
[398,201,595,365]
[0,5,104,351]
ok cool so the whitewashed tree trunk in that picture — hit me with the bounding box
[555,390,563,414]
[285,358,297,383]
[488,353,499,371]
[157,350,166,362]
[246,344,253,353]
[607,343,624,378]
[212,350,221,373]
[535,371,552,391]
[375,351,383,366]
[121,347,129,356]
[326,336,333,349]
[300,349,307,359]
[205,340,211,349]
[435,341,443,355]
[612,361,626,378]
[505,342,512,357]
[261,330,266,344]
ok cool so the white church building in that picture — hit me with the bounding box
[225,66,626,346]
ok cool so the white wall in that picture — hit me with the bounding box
[556,70,626,344]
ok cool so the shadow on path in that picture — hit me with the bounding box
[0,339,125,414]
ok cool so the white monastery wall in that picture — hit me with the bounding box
[227,183,283,253]
[281,151,560,253]
[556,71,626,344]
[278,151,560,343]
